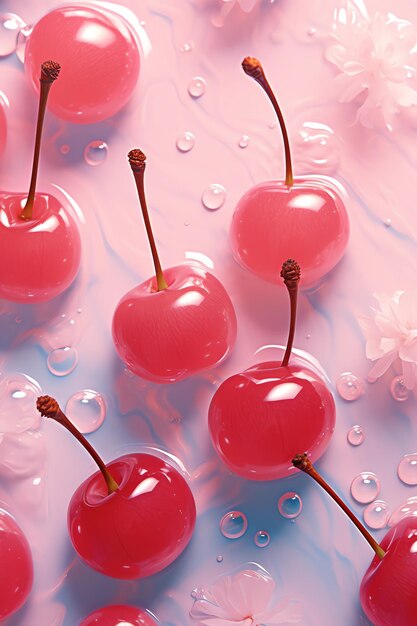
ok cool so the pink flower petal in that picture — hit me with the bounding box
[368,351,397,379]
[226,570,275,616]
[254,597,303,623]
[401,360,417,390]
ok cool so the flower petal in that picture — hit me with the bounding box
[254,598,303,624]
[227,570,274,616]
[367,351,397,379]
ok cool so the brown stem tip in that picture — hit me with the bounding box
[242,56,264,81]
[281,259,301,287]
[128,149,146,171]
[41,60,61,83]
[37,395,60,418]
[292,453,312,472]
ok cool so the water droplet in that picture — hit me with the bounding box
[307,27,316,36]
[83,140,108,166]
[191,589,198,599]
[390,376,409,402]
[364,501,390,529]
[219,511,248,539]
[60,144,70,155]
[181,42,193,52]
[384,218,391,227]
[201,184,226,211]
[0,14,25,57]
[294,122,339,172]
[350,472,380,504]
[188,76,206,98]
[65,390,106,434]
[347,425,365,446]
[16,24,32,63]
[389,496,417,527]
[268,122,277,129]
[47,347,78,377]
[398,454,417,485]
[336,372,365,401]
[254,530,270,547]
[238,135,250,148]
[216,555,223,562]
[176,131,195,153]
[278,492,302,519]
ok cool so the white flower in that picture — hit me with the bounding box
[190,567,302,625]
[359,291,417,389]
[325,2,417,128]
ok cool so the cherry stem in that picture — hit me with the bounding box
[20,61,61,221]
[128,149,168,291]
[293,454,386,560]
[242,57,293,187]
[36,395,119,495]
[280,259,301,367]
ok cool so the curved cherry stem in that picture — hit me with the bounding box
[281,259,301,367]
[20,61,61,221]
[36,395,119,495]
[128,149,168,291]
[293,454,385,560]
[242,57,293,187]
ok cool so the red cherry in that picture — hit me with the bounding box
[112,150,237,383]
[293,454,413,626]
[0,509,33,621]
[80,605,158,625]
[209,260,335,480]
[230,57,349,288]
[36,396,196,580]
[0,61,81,303]
[360,517,417,626]
[25,6,140,124]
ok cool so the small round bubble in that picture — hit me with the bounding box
[278,492,302,519]
[202,184,226,210]
[219,511,248,539]
[84,140,108,166]
[65,390,106,434]
[47,347,78,377]
[254,530,270,547]
[390,376,409,402]
[347,425,364,446]
[364,500,390,529]
[188,76,206,98]
[398,454,417,485]
[0,13,25,57]
[336,372,365,401]
[176,131,195,153]
[351,472,380,504]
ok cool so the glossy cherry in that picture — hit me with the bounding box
[37,396,196,579]
[0,61,81,303]
[25,6,140,124]
[0,509,33,621]
[209,260,335,480]
[112,150,237,383]
[230,57,349,288]
[293,454,417,626]
[80,605,158,625]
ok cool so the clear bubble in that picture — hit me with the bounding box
[397,454,417,485]
[176,131,195,153]
[188,77,206,98]
[238,135,250,148]
[60,144,70,155]
[364,500,390,529]
[0,13,25,57]
[219,511,248,539]
[16,24,32,63]
[47,347,78,377]
[181,42,193,52]
[384,218,391,227]
[83,140,108,166]
[278,492,302,519]
[254,530,270,548]
[307,27,316,36]
[216,555,223,563]
[201,184,226,211]
[388,496,417,527]
[350,472,380,504]
[336,372,365,401]
[390,376,409,402]
[65,390,106,434]
[347,425,365,446]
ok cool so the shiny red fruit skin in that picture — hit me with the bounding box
[68,453,196,579]
[0,509,33,620]
[112,264,237,383]
[208,362,335,480]
[0,192,81,302]
[230,177,349,288]
[80,604,158,625]
[360,517,417,626]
